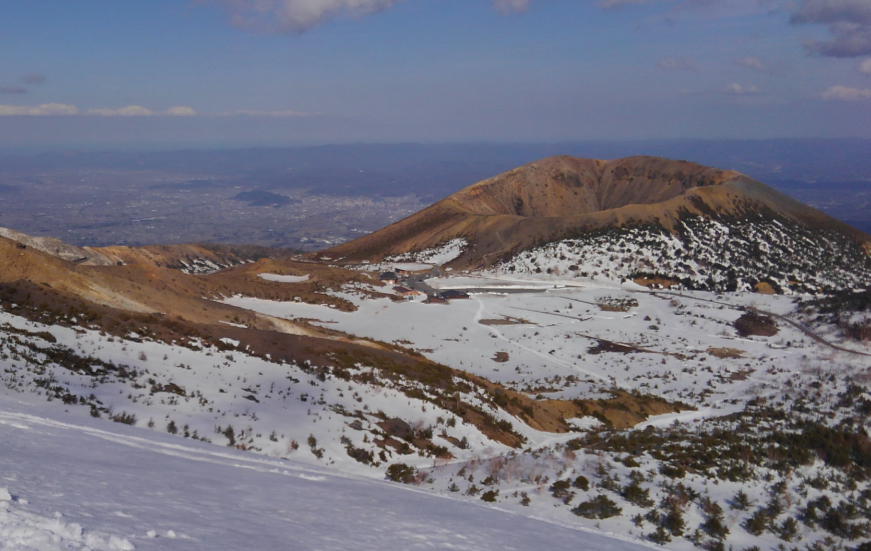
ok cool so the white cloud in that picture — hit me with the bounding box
[821,84,871,100]
[0,103,79,116]
[735,56,764,70]
[860,57,871,74]
[85,105,153,117]
[492,0,529,13]
[212,0,543,33]
[233,109,311,116]
[724,83,762,95]
[0,104,203,117]
[791,0,871,26]
[214,0,406,33]
[791,0,871,57]
[657,56,699,71]
[167,106,197,116]
[599,0,659,8]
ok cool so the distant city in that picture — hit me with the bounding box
[1,139,870,249]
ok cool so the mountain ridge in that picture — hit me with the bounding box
[319,155,871,269]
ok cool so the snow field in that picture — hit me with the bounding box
[496,219,871,294]
[4,264,871,550]
[257,273,310,283]
[0,403,653,551]
[224,282,833,419]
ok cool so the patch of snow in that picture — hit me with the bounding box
[258,273,310,283]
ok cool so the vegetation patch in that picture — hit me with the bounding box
[733,311,778,337]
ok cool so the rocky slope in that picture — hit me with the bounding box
[319,155,871,292]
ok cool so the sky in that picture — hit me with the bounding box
[1,0,870,148]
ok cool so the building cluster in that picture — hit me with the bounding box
[378,271,469,304]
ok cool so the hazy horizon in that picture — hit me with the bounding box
[2,1,871,149]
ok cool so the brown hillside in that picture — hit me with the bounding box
[0,232,597,446]
[318,155,870,268]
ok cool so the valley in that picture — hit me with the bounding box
[2,155,871,550]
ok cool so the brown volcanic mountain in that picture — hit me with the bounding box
[318,155,870,269]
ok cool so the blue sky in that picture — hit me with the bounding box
[1,0,870,148]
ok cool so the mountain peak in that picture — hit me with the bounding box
[447,155,741,218]
[319,155,871,294]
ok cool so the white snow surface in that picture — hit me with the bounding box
[0,400,650,551]
[4,267,871,550]
[257,273,310,283]
[492,219,871,294]
[360,239,468,272]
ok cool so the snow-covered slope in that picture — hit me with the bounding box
[4,258,871,550]
[496,218,871,294]
[0,399,649,551]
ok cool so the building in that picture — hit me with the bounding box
[424,295,448,305]
[441,290,470,301]
[392,286,419,298]
[379,272,399,285]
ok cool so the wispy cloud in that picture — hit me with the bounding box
[657,56,699,71]
[735,56,764,70]
[791,0,871,57]
[0,104,199,117]
[860,57,871,74]
[229,109,312,117]
[0,87,27,95]
[724,83,762,95]
[211,0,406,33]
[0,103,79,116]
[821,84,871,100]
[85,105,153,117]
[492,0,529,14]
[599,0,659,8]
[209,0,542,33]
[22,73,46,85]
[167,106,197,116]
[734,56,785,75]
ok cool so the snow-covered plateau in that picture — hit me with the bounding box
[4,264,871,550]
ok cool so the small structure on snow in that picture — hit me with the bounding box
[393,286,419,298]
[379,272,399,285]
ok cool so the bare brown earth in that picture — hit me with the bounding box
[318,155,871,268]
[753,282,777,295]
[0,225,287,269]
[634,276,682,290]
[99,242,287,270]
[707,347,746,359]
[547,390,690,430]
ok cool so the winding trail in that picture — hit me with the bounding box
[648,290,871,357]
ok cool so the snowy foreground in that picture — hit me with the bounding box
[0,398,648,551]
[4,267,871,550]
